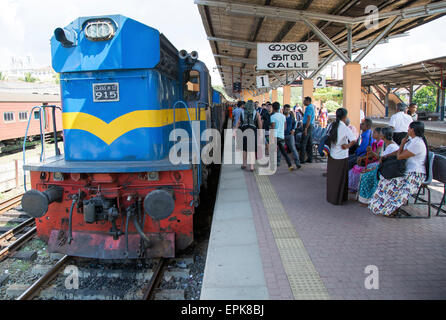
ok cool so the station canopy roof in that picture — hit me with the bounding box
[329,55,446,88]
[195,0,446,98]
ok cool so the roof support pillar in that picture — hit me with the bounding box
[347,25,353,61]
[385,85,391,118]
[302,79,314,108]
[408,85,414,105]
[272,89,278,103]
[303,17,350,64]
[283,85,291,106]
[343,62,362,130]
[440,87,445,121]
[354,17,402,63]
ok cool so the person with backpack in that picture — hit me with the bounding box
[232,100,245,129]
[283,104,301,169]
[260,103,272,154]
[270,102,295,171]
[235,100,262,172]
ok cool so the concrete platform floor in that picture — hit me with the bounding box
[201,158,446,300]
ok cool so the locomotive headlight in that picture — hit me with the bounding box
[86,24,98,38]
[98,24,110,37]
[84,20,115,41]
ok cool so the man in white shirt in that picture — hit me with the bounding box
[389,103,413,145]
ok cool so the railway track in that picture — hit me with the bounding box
[0,193,24,215]
[0,194,36,262]
[15,257,172,300]
[0,218,36,262]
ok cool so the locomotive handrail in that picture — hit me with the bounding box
[195,101,210,134]
[22,105,62,191]
[173,100,201,202]
[172,100,200,157]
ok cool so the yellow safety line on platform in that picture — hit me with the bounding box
[254,174,330,300]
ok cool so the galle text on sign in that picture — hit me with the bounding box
[257,42,319,71]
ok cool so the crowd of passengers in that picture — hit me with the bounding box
[230,99,428,218]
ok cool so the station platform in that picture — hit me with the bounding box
[201,145,446,300]
[370,118,446,147]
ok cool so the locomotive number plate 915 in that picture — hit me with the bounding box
[93,83,119,102]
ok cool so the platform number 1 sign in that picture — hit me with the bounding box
[314,75,326,89]
[256,75,270,89]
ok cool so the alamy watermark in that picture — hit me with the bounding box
[64,265,79,290]
[168,121,279,175]
[364,265,379,290]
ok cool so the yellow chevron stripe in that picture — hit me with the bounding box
[63,109,206,145]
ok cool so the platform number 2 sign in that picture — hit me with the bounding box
[314,75,326,89]
[256,75,270,89]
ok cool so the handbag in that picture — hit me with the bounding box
[377,156,406,180]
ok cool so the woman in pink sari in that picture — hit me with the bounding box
[348,127,384,193]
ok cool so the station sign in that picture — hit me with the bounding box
[313,75,326,89]
[256,75,270,89]
[257,42,319,71]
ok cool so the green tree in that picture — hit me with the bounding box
[413,85,438,112]
[0,72,6,80]
[325,100,341,113]
[314,87,343,104]
[21,72,37,83]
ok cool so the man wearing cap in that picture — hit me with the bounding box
[389,103,413,145]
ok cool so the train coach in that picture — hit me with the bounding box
[21,15,227,259]
[0,92,62,152]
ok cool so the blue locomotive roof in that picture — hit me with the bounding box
[51,15,161,73]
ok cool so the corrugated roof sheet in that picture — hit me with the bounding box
[0,92,61,102]
[196,0,446,97]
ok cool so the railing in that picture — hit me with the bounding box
[370,90,387,117]
[22,105,61,191]
[172,100,203,206]
[172,101,201,159]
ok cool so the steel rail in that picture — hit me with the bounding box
[142,258,166,300]
[16,255,71,300]
[0,226,36,262]
[0,193,24,214]
[0,218,34,242]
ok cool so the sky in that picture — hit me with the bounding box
[1,0,446,88]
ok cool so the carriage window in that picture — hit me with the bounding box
[183,70,200,101]
[19,112,28,121]
[34,111,40,119]
[3,112,14,122]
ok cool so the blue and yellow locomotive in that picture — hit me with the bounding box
[22,15,227,259]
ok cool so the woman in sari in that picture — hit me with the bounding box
[369,122,429,217]
[326,108,358,205]
[357,127,399,205]
[348,127,384,193]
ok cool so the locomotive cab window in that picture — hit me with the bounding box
[183,70,200,101]
[3,112,14,123]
